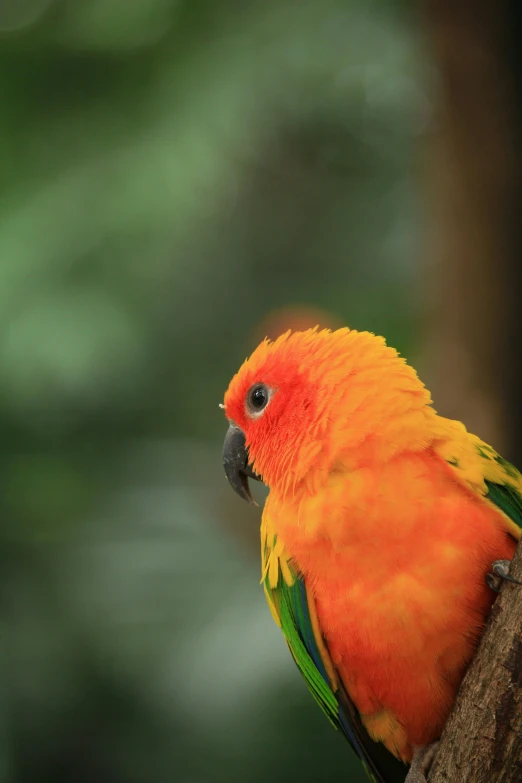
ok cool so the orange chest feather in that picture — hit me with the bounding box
[264,450,516,758]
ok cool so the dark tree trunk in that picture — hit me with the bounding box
[419,0,519,460]
[419,0,522,781]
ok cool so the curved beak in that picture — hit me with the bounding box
[222,424,261,505]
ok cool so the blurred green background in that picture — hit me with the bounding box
[0,1,426,781]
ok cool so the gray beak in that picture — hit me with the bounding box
[222,424,261,505]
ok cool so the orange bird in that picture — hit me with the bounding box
[221,328,522,783]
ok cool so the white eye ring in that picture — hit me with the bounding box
[246,383,272,418]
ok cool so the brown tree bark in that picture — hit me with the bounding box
[419,0,522,781]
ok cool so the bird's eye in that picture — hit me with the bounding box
[247,383,270,415]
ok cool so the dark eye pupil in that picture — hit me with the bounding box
[250,385,268,411]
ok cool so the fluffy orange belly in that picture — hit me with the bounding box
[291,486,516,762]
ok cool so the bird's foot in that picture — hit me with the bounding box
[486,559,522,593]
[404,743,439,783]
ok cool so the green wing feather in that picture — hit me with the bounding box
[484,475,522,530]
[480,448,522,531]
[264,551,408,783]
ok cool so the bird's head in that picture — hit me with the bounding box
[222,327,432,502]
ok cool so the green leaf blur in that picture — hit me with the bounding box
[0,1,422,781]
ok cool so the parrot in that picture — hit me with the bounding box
[221,327,522,783]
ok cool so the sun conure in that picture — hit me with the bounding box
[221,327,522,783]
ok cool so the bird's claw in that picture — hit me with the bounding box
[405,743,439,783]
[487,559,522,593]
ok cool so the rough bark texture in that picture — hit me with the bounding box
[428,545,522,783]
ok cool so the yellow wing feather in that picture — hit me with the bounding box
[433,416,522,541]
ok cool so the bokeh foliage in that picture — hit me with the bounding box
[0,1,423,781]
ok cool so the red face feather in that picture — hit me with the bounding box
[223,330,325,490]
